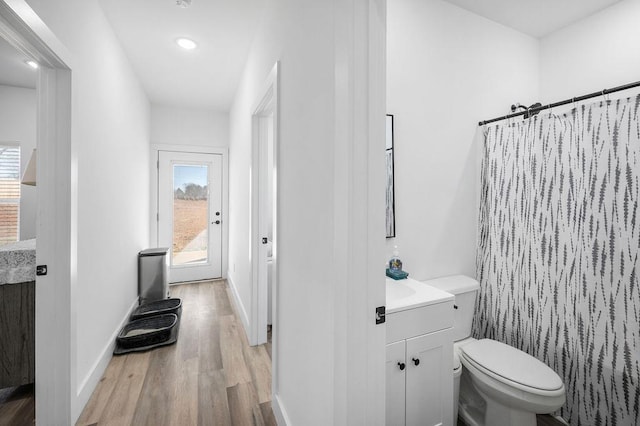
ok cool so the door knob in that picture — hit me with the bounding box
[412,358,420,366]
[213,220,220,225]
[397,362,405,371]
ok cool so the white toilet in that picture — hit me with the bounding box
[426,275,565,426]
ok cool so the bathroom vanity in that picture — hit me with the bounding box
[0,239,36,388]
[385,277,455,426]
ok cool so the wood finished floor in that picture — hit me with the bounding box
[0,384,35,426]
[76,280,276,426]
[457,414,565,425]
[1,279,567,426]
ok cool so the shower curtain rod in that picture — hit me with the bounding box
[478,80,640,126]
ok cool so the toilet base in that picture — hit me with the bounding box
[458,369,484,426]
[485,398,536,426]
[458,368,537,426]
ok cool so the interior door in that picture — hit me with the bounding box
[256,114,273,344]
[158,151,222,283]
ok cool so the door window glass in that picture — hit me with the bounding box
[0,143,20,245]
[172,164,209,265]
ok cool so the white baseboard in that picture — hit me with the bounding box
[226,273,251,341]
[73,297,138,422]
[272,393,291,426]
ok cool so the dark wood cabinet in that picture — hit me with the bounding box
[0,281,35,388]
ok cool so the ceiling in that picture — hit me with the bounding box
[97,0,622,110]
[441,0,622,38]
[98,0,266,111]
[0,37,37,89]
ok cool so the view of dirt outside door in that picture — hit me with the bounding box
[158,151,222,282]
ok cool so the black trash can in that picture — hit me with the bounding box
[138,248,169,304]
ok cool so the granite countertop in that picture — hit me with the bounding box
[0,239,36,285]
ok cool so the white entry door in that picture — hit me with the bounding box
[158,151,222,283]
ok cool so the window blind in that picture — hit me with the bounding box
[0,144,20,245]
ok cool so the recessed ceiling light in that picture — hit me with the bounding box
[176,38,197,50]
[25,60,39,69]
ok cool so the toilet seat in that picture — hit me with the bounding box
[459,339,564,396]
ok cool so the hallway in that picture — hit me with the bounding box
[76,280,275,426]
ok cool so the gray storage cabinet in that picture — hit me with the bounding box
[138,248,169,304]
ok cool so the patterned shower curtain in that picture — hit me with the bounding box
[474,95,640,425]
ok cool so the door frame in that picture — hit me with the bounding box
[249,63,278,349]
[157,150,223,282]
[0,0,76,423]
[332,0,387,423]
[150,144,229,280]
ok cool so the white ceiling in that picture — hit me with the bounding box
[97,0,622,110]
[0,37,37,89]
[98,0,265,110]
[441,0,622,38]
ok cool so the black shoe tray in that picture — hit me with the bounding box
[131,298,182,320]
[114,313,178,354]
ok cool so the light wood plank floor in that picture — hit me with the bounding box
[76,280,276,426]
[458,413,566,425]
[0,384,35,426]
[2,278,567,426]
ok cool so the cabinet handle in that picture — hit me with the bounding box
[412,358,420,366]
[397,362,406,371]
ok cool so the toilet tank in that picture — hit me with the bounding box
[422,275,480,342]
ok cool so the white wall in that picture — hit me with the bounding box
[149,105,230,278]
[228,2,336,423]
[0,85,36,240]
[228,0,389,423]
[386,0,539,280]
[24,0,150,420]
[540,0,640,103]
[150,104,229,147]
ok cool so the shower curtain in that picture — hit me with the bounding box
[475,95,640,425]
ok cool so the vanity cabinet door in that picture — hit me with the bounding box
[405,329,453,426]
[386,340,406,426]
[0,281,35,388]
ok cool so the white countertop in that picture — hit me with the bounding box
[0,239,36,285]
[386,276,454,314]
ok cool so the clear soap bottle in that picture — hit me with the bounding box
[389,245,402,271]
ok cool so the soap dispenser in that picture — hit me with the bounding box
[386,245,408,279]
[389,245,402,271]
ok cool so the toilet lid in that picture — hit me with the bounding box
[459,339,563,391]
